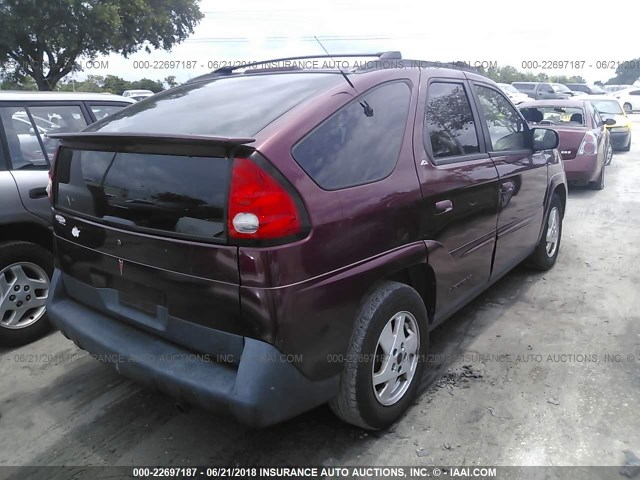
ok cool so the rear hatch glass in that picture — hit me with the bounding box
[55,148,229,242]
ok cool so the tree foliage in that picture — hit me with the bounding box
[605,57,640,85]
[0,0,202,90]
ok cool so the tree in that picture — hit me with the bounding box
[164,75,178,89]
[605,57,640,85]
[0,0,203,91]
[129,78,164,93]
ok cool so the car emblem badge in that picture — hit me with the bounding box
[118,259,124,276]
[420,160,428,166]
[71,226,80,238]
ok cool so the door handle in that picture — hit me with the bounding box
[501,182,515,193]
[435,199,453,215]
[29,187,48,199]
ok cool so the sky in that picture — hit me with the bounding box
[73,0,639,85]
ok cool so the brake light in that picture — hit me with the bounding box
[577,132,597,155]
[228,157,301,240]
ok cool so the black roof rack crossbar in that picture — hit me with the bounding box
[212,51,402,74]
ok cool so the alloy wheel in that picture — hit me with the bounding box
[545,207,560,257]
[0,262,50,329]
[372,311,420,406]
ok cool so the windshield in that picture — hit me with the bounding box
[590,99,624,115]
[520,106,586,126]
[551,83,572,93]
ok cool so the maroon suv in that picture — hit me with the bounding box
[48,53,567,429]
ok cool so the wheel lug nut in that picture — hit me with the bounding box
[26,295,31,301]
[9,295,15,301]
[17,301,23,307]
[14,285,20,291]
[24,286,30,292]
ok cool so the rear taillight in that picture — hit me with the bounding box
[228,157,302,240]
[577,132,597,155]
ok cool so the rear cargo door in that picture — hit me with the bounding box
[51,141,251,351]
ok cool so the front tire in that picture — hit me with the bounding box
[0,241,53,347]
[329,281,428,430]
[622,135,632,152]
[527,194,563,271]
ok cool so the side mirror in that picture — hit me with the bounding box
[604,118,616,126]
[531,128,559,151]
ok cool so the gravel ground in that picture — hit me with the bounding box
[0,117,639,472]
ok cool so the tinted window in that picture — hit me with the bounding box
[423,82,480,159]
[292,82,411,190]
[28,105,88,159]
[513,83,535,91]
[85,73,342,137]
[55,149,230,241]
[0,107,48,170]
[474,85,528,151]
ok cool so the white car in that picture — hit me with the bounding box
[497,83,531,104]
[122,89,155,102]
[613,87,640,113]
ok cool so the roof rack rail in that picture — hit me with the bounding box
[212,51,402,74]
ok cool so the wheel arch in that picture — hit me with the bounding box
[0,222,53,251]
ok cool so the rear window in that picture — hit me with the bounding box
[513,83,535,91]
[84,73,341,137]
[55,149,230,241]
[520,106,586,126]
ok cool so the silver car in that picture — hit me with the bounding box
[0,91,134,346]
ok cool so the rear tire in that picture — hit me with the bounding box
[589,165,605,190]
[527,194,563,271]
[0,242,53,347]
[605,143,613,165]
[329,281,428,430]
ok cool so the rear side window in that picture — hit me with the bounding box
[0,107,48,169]
[55,149,230,241]
[28,105,88,159]
[474,85,528,151]
[424,82,480,159]
[89,104,129,120]
[292,82,411,190]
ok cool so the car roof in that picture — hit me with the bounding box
[0,91,135,102]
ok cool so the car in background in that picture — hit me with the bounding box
[512,82,572,100]
[565,83,606,96]
[122,89,155,102]
[604,85,633,94]
[520,99,612,189]
[46,54,566,429]
[0,91,134,346]
[497,83,531,104]
[613,87,640,113]
[587,96,632,151]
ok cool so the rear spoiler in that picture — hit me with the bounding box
[47,132,256,157]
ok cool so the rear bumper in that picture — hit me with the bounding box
[562,153,599,183]
[47,270,338,427]
[609,130,631,150]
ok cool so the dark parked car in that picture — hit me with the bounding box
[48,53,566,429]
[565,83,606,95]
[520,99,613,189]
[512,82,574,100]
[0,92,134,346]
